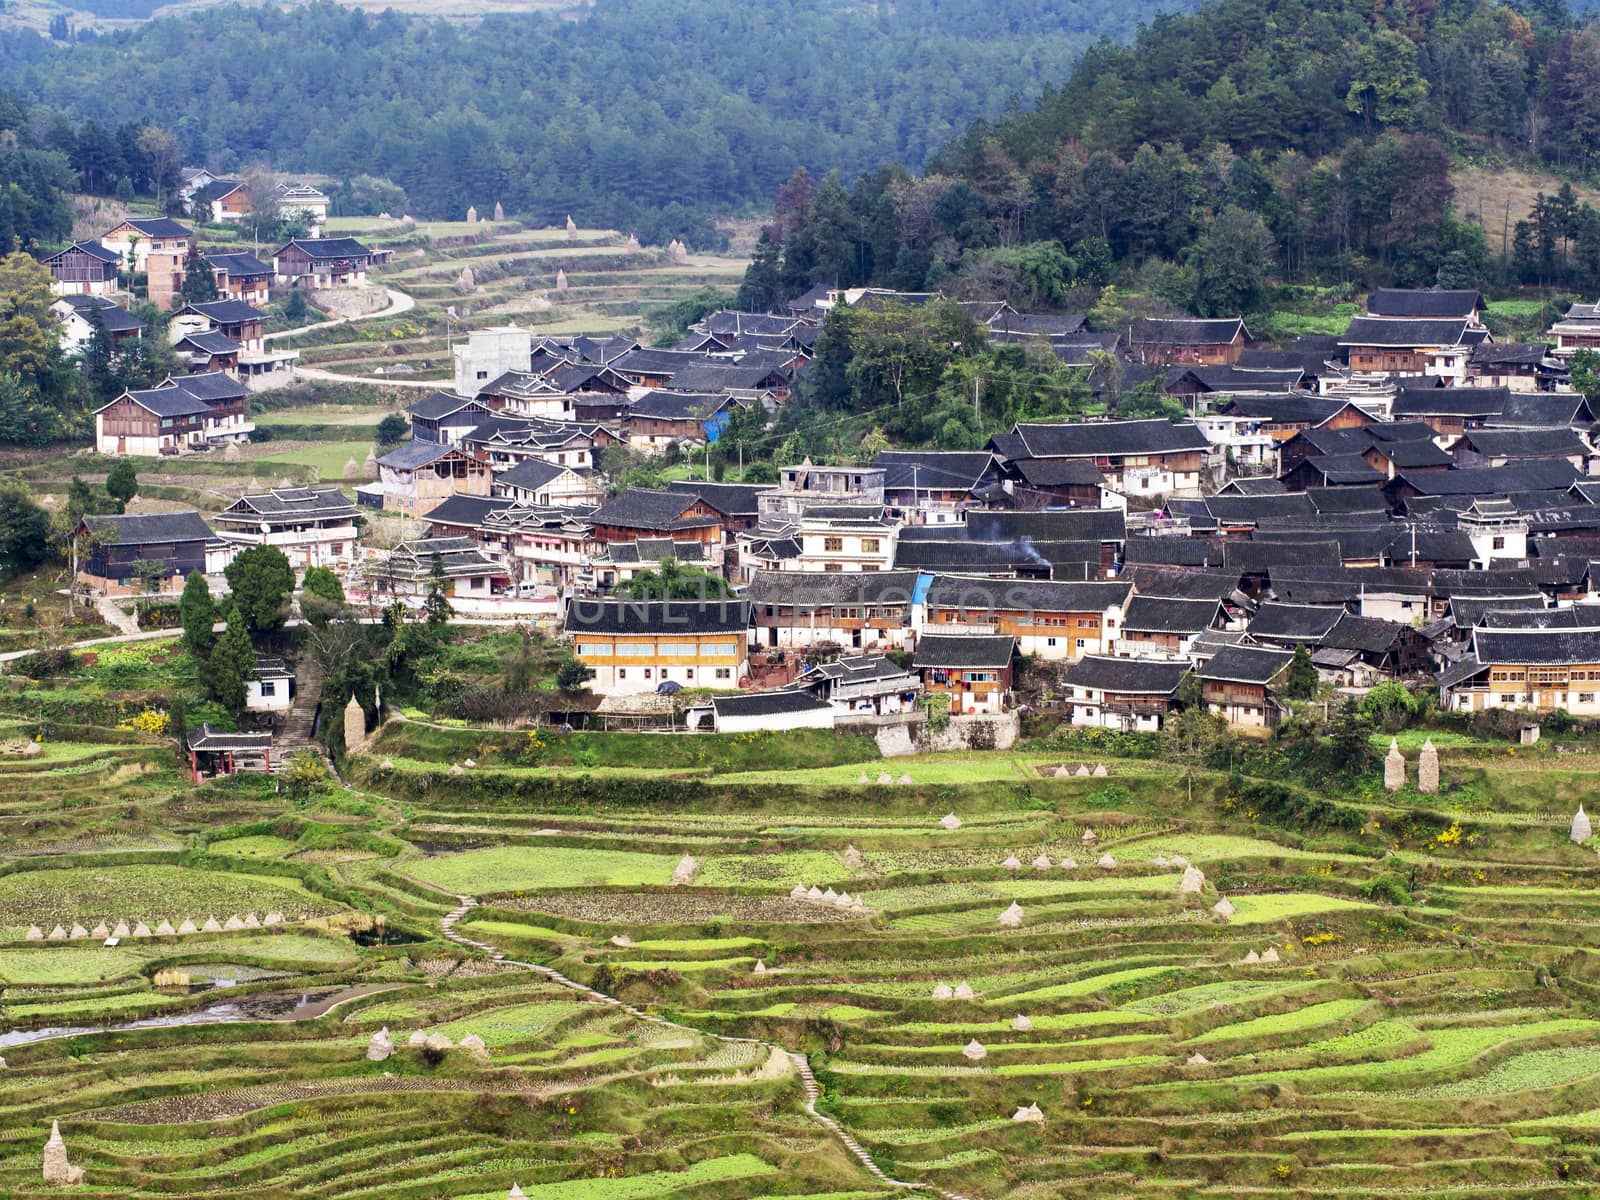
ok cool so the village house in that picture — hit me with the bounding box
[73,510,221,596]
[459,416,604,472]
[1131,317,1250,365]
[664,481,774,534]
[588,538,717,592]
[1440,628,1600,716]
[204,252,273,306]
[921,576,1132,660]
[41,241,122,297]
[246,656,296,714]
[93,371,251,456]
[588,489,725,560]
[275,183,330,231]
[759,462,886,519]
[491,457,600,507]
[747,569,920,651]
[795,653,922,717]
[994,456,1120,510]
[1366,288,1486,324]
[99,217,192,309]
[1338,317,1484,378]
[1454,428,1594,473]
[170,299,299,391]
[563,597,752,694]
[871,450,1002,524]
[687,689,837,734]
[622,391,744,454]
[1061,655,1191,731]
[171,329,241,376]
[1117,594,1228,659]
[785,505,899,573]
[913,633,1016,715]
[364,536,510,606]
[52,296,143,354]
[1197,644,1293,730]
[271,236,388,288]
[1391,385,1511,439]
[201,179,253,224]
[212,487,361,569]
[1547,300,1600,360]
[991,419,1214,499]
[424,495,596,591]
[1466,342,1564,391]
[408,392,502,444]
[369,441,492,515]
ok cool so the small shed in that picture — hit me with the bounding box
[700,689,836,734]
[186,724,274,783]
[246,656,296,713]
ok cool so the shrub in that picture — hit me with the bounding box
[13,648,79,677]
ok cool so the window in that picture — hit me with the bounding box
[824,537,843,552]
[643,669,652,679]
[575,642,609,656]
[715,668,731,679]
[700,642,737,657]
[1076,639,1087,650]
[477,370,488,380]
[259,681,276,697]
[1047,638,1058,648]
[617,669,627,679]
[861,538,880,553]
[966,671,994,683]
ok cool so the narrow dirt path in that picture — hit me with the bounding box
[438,896,974,1200]
[264,288,416,342]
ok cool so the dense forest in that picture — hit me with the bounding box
[0,0,1189,245]
[742,0,1600,313]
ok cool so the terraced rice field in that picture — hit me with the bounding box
[6,715,1600,1197]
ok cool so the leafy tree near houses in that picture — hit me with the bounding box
[1322,697,1376,777]
[0,252,62,385]
[556,655,595,693]
[736,230,783,312]
[180,256,219,304]
[283,289,310,323]
[208,605,255,715]
[423,553,453,627]
[1284,645,1320,701]
[300,565,345,627]
[375,413,409,446]
[1175,672,1204,711]
[104,461,139,512]
[223,545,296,637]
[0,483,50,581]
[619,558,732,601]
[179,570,217,662]
[1187,205,1275,318]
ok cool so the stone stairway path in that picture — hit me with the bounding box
[438,896,973,1200]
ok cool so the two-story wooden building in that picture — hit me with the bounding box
[73,510,219,595]
[1338,317,1482,377]
[1440,628,1600,716]
[1062,655,1190,731]
[212,487,361,569]
[912,633,1016,715]
[41,241,122,297]
[204,252,273,306]
[1131,317,1250,365]
[372,441,492,516]
[271,237,388,288]
[747,569,919,651]
[564,597,752,694]
[921,576,1132,661]
[1197,644,1293,730]
[991,419,1213,500]
[588,489,725,557]
[93,371,251,456]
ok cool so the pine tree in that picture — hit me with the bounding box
[423,553,453,627]
[737,230,783,311]
[179,570,216,662]
[180,255,219,304]
[208,605,255,715]
[1284,644,1319,700]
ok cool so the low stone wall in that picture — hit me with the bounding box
[848,711,1019,757]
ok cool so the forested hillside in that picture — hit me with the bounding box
[743,0,1600,310]
[0,0,1188,244]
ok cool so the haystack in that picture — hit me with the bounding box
[1384,738,1405,791]
[1058,856,1077,870]
[1053,765,1071,777]
[1241,950,1260,964]
[424,1033,453,1053]
[1075,764,1091,777]
[1002,853,1022,870]
[806,886,824,902]
[1032,854,1052,871]
[68,924,87,940]
[223,915,245,931]
[1011,1103,1044,1123]
[1418,738,1440,794]
[174,919,198,934]
[962,1039,987,1061]
[897,774,912,785]
[940,813,962,830]
[1081,829,1097,844]
[112,921,130,938]
[671,855,699,884]
[367,1027,393,1062]
[953,981,975,1000]
[842,845,864,869]
[1011,1014,1033,1032]
[857,773,870,784]
[998,902,1024,929]
[264,912,285,926]
[790,884,809,900]
[931,983,954,999]
[201,916,222,933]
[89,922,109,939]
[1152,855,1170,867]
[342,458,360,481]
[42,1120,82,1186]
[878,772,894,785]
[155,920,175,936]
[509,1186,528,1200]
[1092,763,1107,777]
[1178,865,1205,895]
[608,935,635,947]
[835,891,855,908]
[1260,947,1280,963]
[408,1030,428,1046]
[626,233,641,251]
[459,1033,489,1061]
[243,913,260,928]
[753,959,766,974]
[555,268,568,292]
[131,922,152,938]
[821,887,838,904]
[25,925,42,940]
[47,925,66,941]
[1186,1053,1209,1066]
[1574,805,1593,845]
[1212,897,1235,919]
[1170,855,1189,868]
[1097,854,1116,869]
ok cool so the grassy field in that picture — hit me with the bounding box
[6,633,1600,1199]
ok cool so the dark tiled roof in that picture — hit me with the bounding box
[1120,594,1224,634]
[1198,644,1294,684]
[590,489,715,531]
[912,634,1016,669]
[1477,606,1592,630]
[424,494,503,530]
[167,371,246,402]
[1307,488,1389,515]
[712,690,833,718]
[217,487,355,521]
[204,251,270,274]
[1471,341,1550,365]
[497,458,566,490]
[1217,394,1346,424]
[117,217,191,239]
[563,598,750,635]
[1005,458,1109,489]
[664,480,774,517]
[873,450,996,492]
[1472,628,1600,666]
[1062,655,1190,694]
[1321,613,1405,653]
[1490,393,1590,429]
[1392,385,1509,418]
[1225,540,1342,571]
[1298,454,1387,486]
[1012,419,1210,458]
[1340,317,1473,347]
[82,510,213,543]
[964,508,1125,543]
[1132,317,1246,345]
[175,330,242,355]
[378,441,458,469]
[1246,602,1343,642]
[1123,565,1241,599]
[745,569,920,606]
[113,387,211,418]
[1372,440,1453,469]
[629,390,726,420]
[1460,428,1588,460]
[1204,493,1316,524]
[182,299,264,324]
[59,296,143,333]
[1122,536,1226,567]
[1218,477,1287,496]
[923,576,1131,614]
[408,391,486,420]
[276,236,374,259]
[1450,594,1546,628]
[1366,288,1484,318]
[1394,462,1580,496]
[49,240,121,264]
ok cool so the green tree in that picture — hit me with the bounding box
[284,289,310,323]
[375,413,409,446]
[1175,671,1203,711]
[0,483,50,580]
[1570,348,1600,406]
[180,256,219,303]
[179,570,216,661]
[1324,697,1376,776]
[1187,206,1275,318]
[423,553,454,626]
[557,655,595,693]
[0,252,61,384]
[1361,681,1420,731]
[208,605,255,715]
[619,558,732,600]
[737,230,784,311]
[104,461,139,512]
[223,545,296,636]
[1345,29,1430,130]
[1284,644,1319,700]
[300,564,345,627]
[282,750,329,800]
